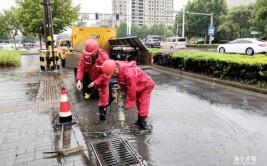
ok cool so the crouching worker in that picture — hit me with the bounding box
[76,39,111,124]
[101,60,155,135]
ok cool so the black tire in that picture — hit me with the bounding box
[219,47,225,53]
[246,47,254,55]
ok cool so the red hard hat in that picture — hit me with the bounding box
[83,39,99,55]
[102,60,116,77]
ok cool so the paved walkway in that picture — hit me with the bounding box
[0,55,89,166]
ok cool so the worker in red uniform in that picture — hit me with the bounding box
[102,60,155,135]
[76,39,110,124]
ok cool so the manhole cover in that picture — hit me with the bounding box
[91,138,141,166]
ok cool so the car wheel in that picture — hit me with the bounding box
[219,47,225,53]
[246,48,254,55]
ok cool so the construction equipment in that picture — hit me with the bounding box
[65,26,151,70]
[65,26,117,69]
[55,38,72,67]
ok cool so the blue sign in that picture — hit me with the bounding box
[208,27,215,36]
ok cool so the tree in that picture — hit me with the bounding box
[252,0,267,39]
[15,0,80,46]
[137,24,149,39]
[218,6,252,40]
[2,8,21,48]
[117,22,127,38]
[176,0,227,43]
[0,14,10,40]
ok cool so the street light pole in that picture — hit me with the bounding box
[176,22,179,36]
[182,7,185,37]
[183,11,214,45]
[126,0,132,37]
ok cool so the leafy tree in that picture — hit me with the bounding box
[175,0,227,43]
[0,14,10,40]
[131,24,139,37]
[137,24,149,39]
[2,8,21,48]
[218,5,252,40]
[15,0,80,46]
[116,23,175,40]
[252,0,267,39]
[117,22,127,38]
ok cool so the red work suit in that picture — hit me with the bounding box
[115,61,155,117]
[76,49,109,106]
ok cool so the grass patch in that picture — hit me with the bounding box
[0,50,21,67]
[148,48,162,55]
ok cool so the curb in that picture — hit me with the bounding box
[152,64,267,95]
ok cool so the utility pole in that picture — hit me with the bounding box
[42,0,55,70]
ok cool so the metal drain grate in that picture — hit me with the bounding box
[91,138,141,166]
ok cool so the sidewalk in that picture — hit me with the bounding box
[0,54,89,166]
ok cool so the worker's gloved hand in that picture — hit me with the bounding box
[76,80,82,90]
[88,82,95,88]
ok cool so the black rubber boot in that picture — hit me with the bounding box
[94,106,107,124]
[132,116,141,126]
[135,117,147,135]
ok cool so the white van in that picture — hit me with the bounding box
[161,37,187,50]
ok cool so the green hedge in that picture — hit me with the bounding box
[0,50,21,67]
[186,44,219,49]
[153,51,267,87]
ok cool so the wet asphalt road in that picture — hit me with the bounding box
[2,54,267,166]
[61,63,267,166]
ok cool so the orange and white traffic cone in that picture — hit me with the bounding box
[55,88,76,126]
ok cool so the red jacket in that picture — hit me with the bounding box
[115,61,155,110]
[76,49,109,106]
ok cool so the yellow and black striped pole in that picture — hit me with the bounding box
[55,50,60,70]
[46,35,55,70]
[39,51,46,71]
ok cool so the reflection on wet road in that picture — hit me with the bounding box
[62,67,267,166]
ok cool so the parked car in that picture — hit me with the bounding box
[0,43,16,50]
[145,39,161,48]
[217,38,267,55]
[23,43,38,49]
[161,37,187,50]
[146,35,161,41]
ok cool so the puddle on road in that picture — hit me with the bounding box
[61,67,267,166]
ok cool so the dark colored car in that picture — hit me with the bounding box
[145,39,161,48]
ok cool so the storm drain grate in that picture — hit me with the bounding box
[91,138,141,166]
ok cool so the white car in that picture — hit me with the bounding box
[0,43,23,50]
[0,43,15,50]
[217,38,267,55]
[161,37,187,50]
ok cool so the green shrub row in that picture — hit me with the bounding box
[153,51,267,87]
[186,44,219,49]
[0,50,21,67]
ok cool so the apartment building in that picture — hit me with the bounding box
[112,0,174,26]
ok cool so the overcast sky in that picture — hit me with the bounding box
[0,0,188,13]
